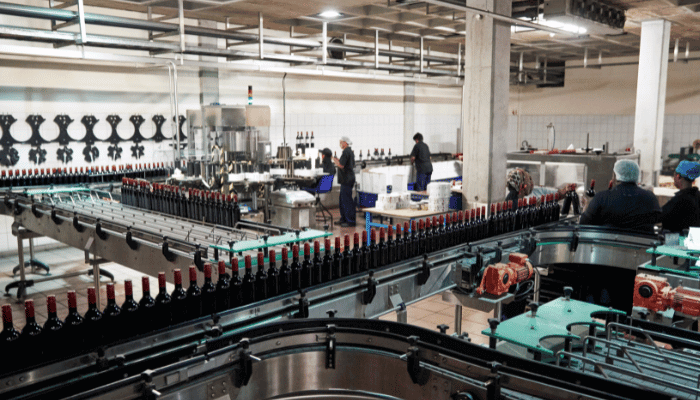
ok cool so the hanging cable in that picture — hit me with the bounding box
[282,73,287,147]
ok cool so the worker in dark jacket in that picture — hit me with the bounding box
[333,136,356,227]
[660,160,700,233]
[321,148,335,174]
[410,132,433,191]
[580,160,661,234]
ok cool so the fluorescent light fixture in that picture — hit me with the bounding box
[319,10,342,19]
[511,15,586,35]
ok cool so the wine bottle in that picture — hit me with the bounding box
[120,280,139,337]
[586,179,596,198]
[202,263,217,315]
[267,250,280,297]
[230,257,243,307]
[170,269,188,324]
[301,243,313,288]
[42,295,64,359]
[215,261,231,312]
[396,223,406,261]
[139,276,156,332]
[553,193,561,221]
[360,230,371,271]
[279,248,292,293]
[508,200,516,232]
[417,219,426,255]
[290,245,302,291]
[481,206,488,239]
[425,218,434,253]
[438,214,448,249]
[20,299,43,360]
[103,282,122,342]
[83,287,104,347]
[155,272,172,328]
[561,188,572,216]
[255,252,269,300]
[369,228,380,269]
[456,212,465,244]
[242,255,257,304]
[0,304,20,367]
[443,213,452,248]
[332,237,344,279]
[322,238,333,281]
[351,233,362,274]
[63,290,85,352]
[488,204,497,237]
[409,220,418,258]
[387,225,396,264]
[571,184,581,215]
[342,235,352,276]
[312,241,323,284]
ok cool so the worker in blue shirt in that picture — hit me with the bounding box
[410,133,433,191]
[660,160,700,233]
[332,136,356,227]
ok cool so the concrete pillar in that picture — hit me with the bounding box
[403,82,416,155]
[461,0,512,207]
[198,20,220,105]
[633,20,671,187]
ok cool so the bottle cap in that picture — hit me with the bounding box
[282,247,288,261]
[2,304,12,324]
[231,257,239,272]
[107,282,116,299]
[24,299,35,319]
[388,225,394,237]
[173,269,182,285]
[257,252,265,268]
[204,263,212,278]
[371,228,377,241]
[217,261,226,275]
[304,242,311,256]
[353,233,359,245]
[411,220,416,231]
[189,266,198,282]
[439,214,444,224]
[244,255,252,270]
[159,272,167,287]
[335,236,341,249]
[418,219,424,229]
[404,221,410,233]
[362,230,367,242]
[142,276,150,293]
[67,290,78,309]
[344,234,350,247]
[47,295,57,313]
[293,244,299,258]
[124,280,133,296]
[87,287,97,304]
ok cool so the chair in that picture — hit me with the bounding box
[303,174,335,228]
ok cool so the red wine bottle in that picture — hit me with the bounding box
[312,242,323,284]
[571,184,581,215]
[369,228,380,269]
[397,223,408,260]
[230,257,243,307]
[139,277,156,332]
[432,216,441,250]
[586,179,596,198]
[84,287,104,347]
[279,248,292,293]
[267,250,280,297]
[424,218,433,253]
[290,245,302,291]
[202,263,217,315]
[443,213,453,248]
[215,261,231,311]
[255,252,269,300]
[103,282,122,342]
[351,233,362,274]
[438,214,448,249]
[322,238,333,281]
[155,272,172,328]
[409,221,418,258]
[456,211,465,244]
[387,225,396,264]
[120,280,139,336]
[417,219,426,255]
[342,235,352,276]
[63,290,85,352]
[0,304,20,368]
[480,206,488,239]
[241,255,256,304]
[360,231,371,271]
[43,294,64,342]
[170,269,188,323]
[332,236,344,279]
[488,204,497,237]
[301,243,313,288]
[186,266,203,319]
[21,299,43,360]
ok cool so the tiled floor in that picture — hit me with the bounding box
[0,207,491,348]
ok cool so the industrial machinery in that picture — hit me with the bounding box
[634,274,700,316]
[475,252,534,296]
[269,189,317,229]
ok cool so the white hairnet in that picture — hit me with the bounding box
[613,159,640,183]
[340,136,352,145]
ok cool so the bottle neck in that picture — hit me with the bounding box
[48,311,58,319]
[159,286,167,295]
[3,320,14,331]
[68,305,79,315]
[190,279,198,286]
[142,289,151,298]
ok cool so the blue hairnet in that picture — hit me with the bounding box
[613,159,640,183]
[676,160,700,181]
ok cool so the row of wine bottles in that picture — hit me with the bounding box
[121,179,241,227]
[0,163,173,188]
[295,131,315,153]
[358,148,393,161]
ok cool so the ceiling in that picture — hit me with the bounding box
[76,0,700,64]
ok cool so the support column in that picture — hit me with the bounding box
[403,82,416,155]
[633,20,671,187]
[461,0,512,207]
[198,20,220,105]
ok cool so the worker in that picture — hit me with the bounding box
[659,160,700,233]
[321,148,334,174]
[580,160,661,233]
[332,136,356,227]
[410,132,433,192]
[505,168,569,207]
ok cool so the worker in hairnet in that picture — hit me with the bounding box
[659,161,700,233]
[332,136,356,227]
[579,160,661,233]
[505,168,570,208]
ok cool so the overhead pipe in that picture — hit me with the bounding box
[0,1,459,64]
